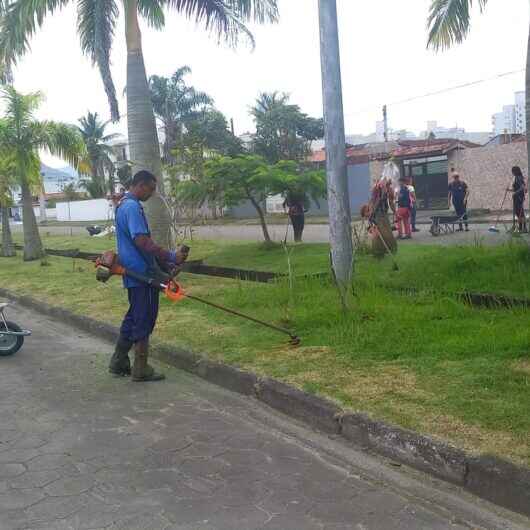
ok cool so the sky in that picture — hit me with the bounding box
[8,0,529,167]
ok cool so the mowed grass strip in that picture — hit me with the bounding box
[1,233,529,465]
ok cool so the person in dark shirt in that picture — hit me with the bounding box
[509,166,527,233]
[396,177,412,239]
[448,173,469,232]
[283,193,308,243]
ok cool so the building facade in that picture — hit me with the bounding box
[492,91,526,136]
[310,137,529,214]
[447,138,528,210]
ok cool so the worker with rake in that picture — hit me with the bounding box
[509,166,527,233]
[109,170,189,382]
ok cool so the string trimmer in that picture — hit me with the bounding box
[95,252,300,346]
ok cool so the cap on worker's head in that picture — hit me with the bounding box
[453,173,460,179]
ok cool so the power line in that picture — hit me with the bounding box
[343,68,525,118]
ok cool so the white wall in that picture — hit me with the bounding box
[266,194,285,214]
[57,199,113,222]
[33,207,57,220]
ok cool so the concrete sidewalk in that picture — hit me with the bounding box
[9,220,526,246]
[0,305,528,530]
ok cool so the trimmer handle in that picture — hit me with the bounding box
[165,280,185,302]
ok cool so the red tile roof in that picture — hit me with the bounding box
[392,139,479,158]
[309,143,391,164]
[310,139,480,164]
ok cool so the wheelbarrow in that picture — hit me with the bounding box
[429,213,469,237]
[0,303,31,356]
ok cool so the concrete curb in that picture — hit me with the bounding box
[465,456,530,517]
[197,360,258,396]
[255,377,342,434]
[341,413,467,486]
[2,287,529,518]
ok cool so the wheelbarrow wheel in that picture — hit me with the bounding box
[0,321,24,356]
[430,224,441,237]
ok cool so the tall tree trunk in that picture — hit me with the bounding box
[318,0,353,292]
[1,206,15,257]
[39,185,47,224]
[249,196,271,243]
[20,178,43,261]
[124,0,172,246]
[90,156,101,198]
[526,22,530,184]
[108,164,116,195]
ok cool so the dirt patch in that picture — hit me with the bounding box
[287,363,430,403]
[284,363,530,466]
[512,359,530,375]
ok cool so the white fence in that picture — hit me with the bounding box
[57,199,113,222]
[266,194,285,214]
[32,207,57,220]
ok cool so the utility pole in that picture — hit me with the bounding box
[230,118,235,136]
[383,105,389,143]
[318,0,353,291]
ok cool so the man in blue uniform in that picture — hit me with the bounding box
[109,170,188,382]
[448,173,469,232]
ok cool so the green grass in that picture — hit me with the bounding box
[2,233,530,465]
[365,241,530,299]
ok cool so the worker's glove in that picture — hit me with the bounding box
[168,245,190,266]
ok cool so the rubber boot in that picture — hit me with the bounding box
[132,340,165,382]
[109,336,133,377]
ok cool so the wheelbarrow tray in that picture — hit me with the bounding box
[430,215,466,237]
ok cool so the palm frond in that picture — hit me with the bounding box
[77,0,120,121]
[427,0,489,51]
[137,0,165,28]
[0,0,14,83]
[150,68,213,123]
[0,0,69,71]
[171,65,192,83]
[224,0,278,25]
[1,85,44,127]
[33,121,86,169]
[101,132,120,142]
[164,0,279,48]
[177,87,213,112]
[251,91,289,119]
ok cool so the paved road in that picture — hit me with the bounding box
[0,305,529,530]
[11,221,524,246]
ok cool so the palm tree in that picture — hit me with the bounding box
[149,66,213,165]
[77,112,118,197]
[251,91,289,119]
[0,149,16,257]
[0,0,11,84]
[427,0,530,171]
[250,91,323,163]
[0,0,279,246]
[0,87,84,261]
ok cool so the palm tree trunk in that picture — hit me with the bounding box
[124,0,172,246]
[39,186,47,224]
[1,206,15,257]
[249,196,271,243]
[90,156,101,198]
[20,179,43,261]
[526,22,530,182]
